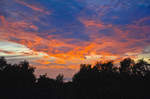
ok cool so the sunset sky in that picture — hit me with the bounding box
[0,0,150,79]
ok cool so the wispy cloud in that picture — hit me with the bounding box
[15,0,51,15]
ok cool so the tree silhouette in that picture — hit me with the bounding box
[120,58,134,73]
[0,59,36,88]
[0,56,150,99]
[132,59,150,75]
[56,74,64,83]
[0,57,7,70]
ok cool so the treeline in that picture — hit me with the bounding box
[0,57,150,99]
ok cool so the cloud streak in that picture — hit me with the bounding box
[15,0,51,15]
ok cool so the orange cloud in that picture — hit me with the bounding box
[81,20,104,28]
[15,0,51,15]
[0,12,149,76]
[0,15,7,27]
[0,49,16,55]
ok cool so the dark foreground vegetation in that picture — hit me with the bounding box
[0,57,150,99]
